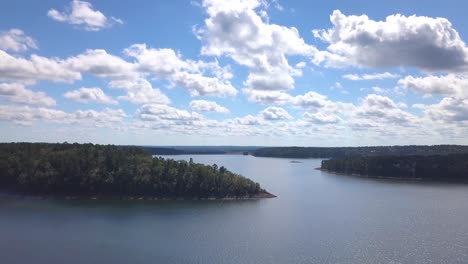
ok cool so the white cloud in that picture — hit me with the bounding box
[0,50,81,83]
[0,42,236,104]
[260,106,291,120]
[303,112,341,124]
[371,86,386,94]
[0,83,55,106]
[0,105,67,126]
[414,97,468,122]
[343,72,400,81]
[398,74,468,99]
[124,44,237,97]
[295,61,306,68]
[172,71,237,97]
[243,89,293,105]
[0,105,125,127]
[0,48,139,84]
[196,0,318,93]
[292,91,335,109]
[353,94,417,125]
[0,29,37,52]
[65,49,138,80]
[136,104,204,122]
[189,100,230,113]
[109,79,170,105]
[314,10,468,71]
[72,108,126,125]
[48,0,123,31]
[64,87,117,105]
[243,89,353,118]
[229,114,266,126]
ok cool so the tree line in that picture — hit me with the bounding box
[253,145,468,159]
[0,143,270,198]
[321,154,468,182]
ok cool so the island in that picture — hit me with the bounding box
[0,143,275,199]
[320,154,468,182]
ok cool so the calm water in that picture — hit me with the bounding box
[1,155,468,264]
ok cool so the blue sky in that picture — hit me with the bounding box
[1,0,468,146]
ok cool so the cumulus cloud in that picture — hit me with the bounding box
[354,94,417,125]
[0,42,238,102]
[243,89,293,105]
[72,108,126,125]
[314,10,468,71]
[342,72,400,81]
[65,49,138,80]
[136,104,204,122]
[0,105,125,127]
[48,0,123,31]
[0,29,37,52]
[243,88,353,120]
[64,87,117,105]
[303,112,341,124]
[196,0,318,94]
[0,83,55,106]
[109,79,170,105]
[229,114,266,126]
[399,74,468,99]
[260,106,291,120]
[292,91,336,109]
[295,61,306,68]
[189,100,230,113]
[0,48,140,84]
[0,50,81,83]
[371,86,386,94]
[124,44,237,97]
[414,97,468,122]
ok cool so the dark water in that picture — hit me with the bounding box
[1,155,468,264]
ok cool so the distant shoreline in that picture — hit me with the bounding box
[316,168,424,181]
[317,168,468,184]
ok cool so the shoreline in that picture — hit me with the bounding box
[0,191,276,201]
[317,168,468,184]
[316,167,425,181]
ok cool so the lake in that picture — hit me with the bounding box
[1,155,468,264]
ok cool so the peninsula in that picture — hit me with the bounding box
[0,143,274,199]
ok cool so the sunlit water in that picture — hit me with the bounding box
[1,155,468,264]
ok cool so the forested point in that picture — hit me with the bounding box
[321,154,468,182]
[0,143,273,199]
[253,145,468,159]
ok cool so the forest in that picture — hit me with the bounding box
[253,145,468,159]
[321,154,468,182]
[0,143,272,199]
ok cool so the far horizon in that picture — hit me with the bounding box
[2,0,468,146]
[3,142,468,149]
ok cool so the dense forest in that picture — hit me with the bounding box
[253,145,468,159]
[321,154,468,182]
[0,143,273,199]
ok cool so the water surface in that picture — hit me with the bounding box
[1,155,467,264]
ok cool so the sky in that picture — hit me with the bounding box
[1,0,468,146]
